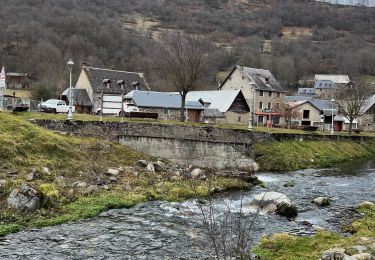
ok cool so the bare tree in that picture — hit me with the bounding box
[156,30,210,121]
[273,98,302,129]
[334,82,373,134]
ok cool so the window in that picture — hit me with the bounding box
[258,116,264,123]
[259,102,263,109]
[274,103,280,109]
[268,91,272,97]
[268,103,271,109]
[303,110,310,119]
[238,116,241,122]
[277,92,280,98]
[260,90,264,96]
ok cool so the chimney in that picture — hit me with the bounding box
[82,62,90,71]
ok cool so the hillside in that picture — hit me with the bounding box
[0,0,374,92]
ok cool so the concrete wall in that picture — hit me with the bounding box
[32,120,375,169]
[32,120,256,170]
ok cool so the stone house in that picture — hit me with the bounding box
[218,66,287,126]
[313,74,350,100]
[284,96,355,132]
[6,72,36,89]
[124,90,205,122]
[75,63,150,112]
[185,90,250,125]
[359,95,375,132]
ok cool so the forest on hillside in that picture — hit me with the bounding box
[0,0,374,95]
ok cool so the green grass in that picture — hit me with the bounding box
[253,204,375,259]
[255,140,375,171]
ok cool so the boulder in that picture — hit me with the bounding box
[147,163,155,173]
[26,172,34,181]
[137,160,149,167]
[107,168,120,176]
[321,248,348,260]
[250,192,297,217]
[7,184,42,212]
[73,181,88,189]
[42,167,51,175]
[109,176,118,182]
[313,197,331,207]
[190,168,205,180]
[85,185,100,194]
[154,161,166,172]
[351,253,372,260]
[276,202,298,219]
[350,246,368,254]
[170,176,182,181]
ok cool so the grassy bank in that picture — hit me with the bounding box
[0,112,249,236]
[253,203,375,259]
[255,140,375,171]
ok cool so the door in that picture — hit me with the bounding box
[187,110,201,122]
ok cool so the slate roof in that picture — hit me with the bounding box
[360,95,375,113]
[314,74,350,84]
[314,80,336,89]
[184,90,249,113]
[124,90,205,110]
[220,66,286,92]
[298,88,316,95]
[62,88,92,106]
[285,96,335,112]
[82,66,150,94]
[203,108,225,118]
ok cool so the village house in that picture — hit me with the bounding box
[124,90,205,122]
[218,66,287,126]
[61,88,93,114]
[75,63,150,112]
[314,74,350,99]
[6,72,36,89]
[359,95,375,132]
[284,96,358,132]
[185,90,250,125]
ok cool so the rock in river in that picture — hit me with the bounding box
[250,192,297,218]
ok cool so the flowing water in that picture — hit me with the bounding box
[316,0,375,7]
[1,160,374,259]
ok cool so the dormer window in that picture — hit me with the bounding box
[265,78,270,84]
[103,79,111,89]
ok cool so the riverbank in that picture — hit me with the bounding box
[255,140,375,171]
[254,203,375,259]
[0,112,250,237]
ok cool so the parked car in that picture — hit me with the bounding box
[38,99,75,113]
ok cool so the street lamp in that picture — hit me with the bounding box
[67,59,74,120]
[331,98,335,134]
[117,80,125,122]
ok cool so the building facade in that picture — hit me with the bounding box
[219,66,287,126]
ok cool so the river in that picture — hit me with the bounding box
[316,0,375,7]
[0,160,374,259]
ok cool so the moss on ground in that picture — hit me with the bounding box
[0,112,250,237]
[255,140,375,171]
[253,204,375,259]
